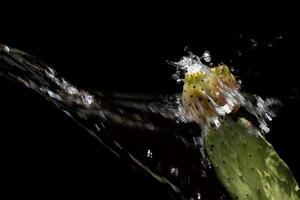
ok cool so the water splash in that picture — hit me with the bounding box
[0,44,281,200]
[172,51,281,134]
[0,44,230,200]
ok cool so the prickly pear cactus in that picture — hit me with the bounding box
[181,61,300,200]
[205,117,300,200]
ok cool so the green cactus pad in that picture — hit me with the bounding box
[205,117,300,200]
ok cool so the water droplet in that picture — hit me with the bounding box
[201,170,207,178]
[276,35,283,40]
[250,39,258,48]
[100,122,105,129]
[66,85,79,95]
[236,50,242,56]
[61,80,78,95]
[82,94,94,105]
[3,45,10,53]
[202,51,211,62]
[170,167,179,176]
[147,149,153,158]
[197,192,201,199]
[95,124,101,131]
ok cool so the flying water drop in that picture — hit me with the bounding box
[202,51,211,63]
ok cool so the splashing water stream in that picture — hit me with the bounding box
[0,44,283,200]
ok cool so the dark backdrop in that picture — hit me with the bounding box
[0,5,299,199]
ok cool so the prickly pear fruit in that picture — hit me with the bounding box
[182,64,239,127]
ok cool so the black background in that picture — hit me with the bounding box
[0,4,299,199]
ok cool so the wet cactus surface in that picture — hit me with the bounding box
[205,118,300,200]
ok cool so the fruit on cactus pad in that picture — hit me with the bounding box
[181,63,300,200]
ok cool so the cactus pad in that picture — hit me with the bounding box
[205,118,300,200]
[180,59,300,200]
